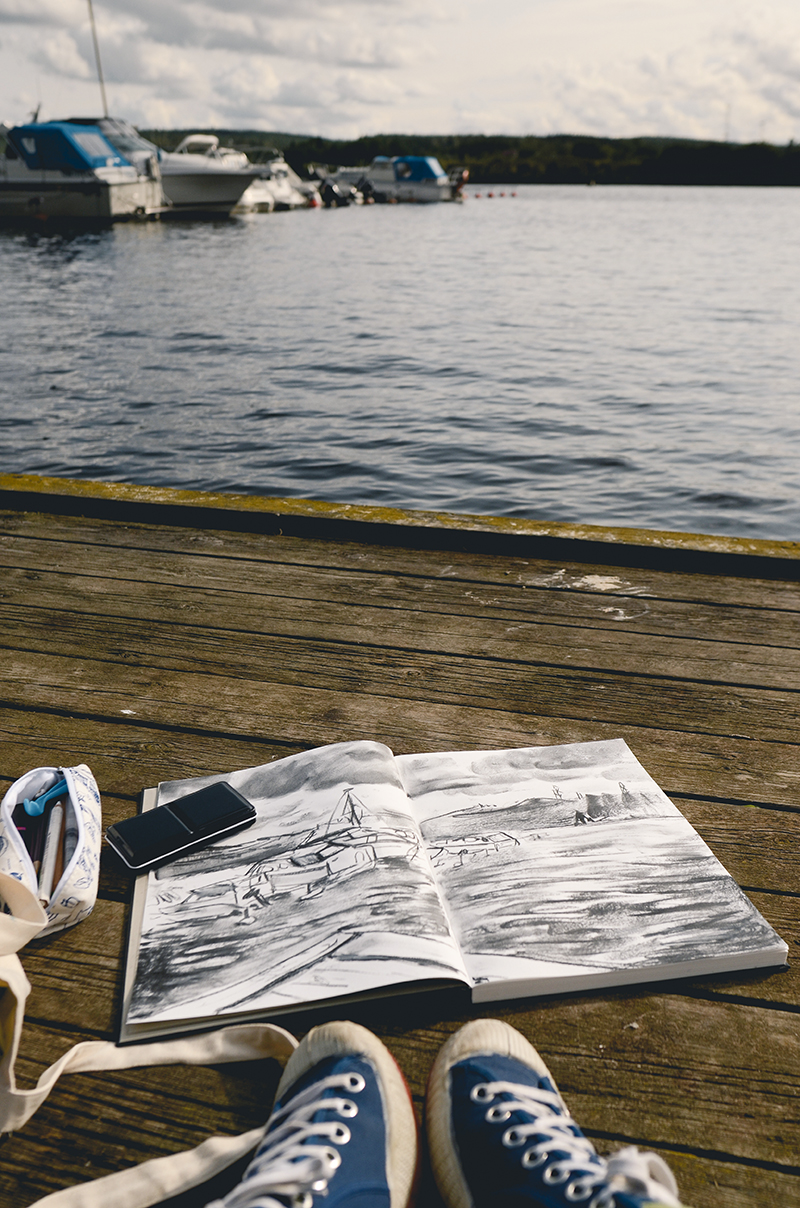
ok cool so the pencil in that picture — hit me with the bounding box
[38,804,63,904]
[30,801,49,879]
[52,805,66,892]
[63,799,79,867]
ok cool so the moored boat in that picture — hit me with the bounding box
[155,133,259,217]
[236,151,320,212]
[0,118,163,225]
[324,155,468,203]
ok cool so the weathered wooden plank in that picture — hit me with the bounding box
[649,1151,800,1208]
[2,639,798,755]
[2,540,800,655]
[0,715,287,807]
[678,801,800,892]
[6,609,800,747]
[21,898,128,1037]
[6,596,800,695]
[3,507,800,613]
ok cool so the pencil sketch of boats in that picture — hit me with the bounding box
[397,738,785,989]
[127,742,466,1027]
[125,737,786,1031]
[242,787,420,907]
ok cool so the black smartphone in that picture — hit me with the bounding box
[106,782,257,872]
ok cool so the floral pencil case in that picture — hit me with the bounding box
[0,764,102,936]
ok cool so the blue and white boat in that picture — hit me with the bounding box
[325,156,468,203]
[0,118,163,224]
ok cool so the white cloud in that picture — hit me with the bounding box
[94,0,424,64]
[1,0,800,141]
[31,29,91,78]
[209,57,281,116]
[0,0,84,25]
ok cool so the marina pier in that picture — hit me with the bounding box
[0,473,797,1207]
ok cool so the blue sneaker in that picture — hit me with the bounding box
[426,1019,686,1208]
[207,1020,418,1208]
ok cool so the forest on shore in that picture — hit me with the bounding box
[141,128,800,186]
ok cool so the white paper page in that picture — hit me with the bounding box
[397,738,787,993]
[127,740,469,1027]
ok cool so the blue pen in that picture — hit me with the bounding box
[24,778,68,817]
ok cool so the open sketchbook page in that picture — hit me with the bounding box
[397,739,788,999]
[126,741,469,1029]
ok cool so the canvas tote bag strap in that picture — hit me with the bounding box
[0,872,298,1206]
[27,1126,268,1208]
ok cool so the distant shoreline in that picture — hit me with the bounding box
[140,128,800,187]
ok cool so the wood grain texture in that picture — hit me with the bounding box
[2,537,800,649]
[2,506,800,609]
[0,502,798,1208]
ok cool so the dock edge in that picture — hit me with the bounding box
[1,472,798,579]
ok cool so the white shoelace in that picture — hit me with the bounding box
[206,1072,364,1208]
[605,1147,682,1208]
[471,1080,682,1207]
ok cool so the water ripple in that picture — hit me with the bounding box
[1,185,799,539]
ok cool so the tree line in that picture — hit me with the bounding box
[140,129,800,186]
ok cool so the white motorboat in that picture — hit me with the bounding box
[236,152,320,213]
[0,118,163,224]
[324,155,468,203]
[156,133,259,216]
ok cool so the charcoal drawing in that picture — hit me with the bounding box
[397,739,783,987]
[127,741,466,1027]
[125,737,786,1033]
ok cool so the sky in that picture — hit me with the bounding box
[1,0,800,143]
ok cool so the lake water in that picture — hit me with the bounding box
[1,185,798,540]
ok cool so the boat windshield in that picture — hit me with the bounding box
[93,119,159,157]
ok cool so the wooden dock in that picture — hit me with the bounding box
[0,473,798,1208]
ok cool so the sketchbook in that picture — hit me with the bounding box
[119,738,788,1043]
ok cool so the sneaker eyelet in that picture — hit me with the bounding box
[292,1194,314,1208]
[470,1084,493,1103]
[330,1123,351,1144]
[502,1127,526,1147]
[344,1073,366,1092]
[543,1162,570,1185]
[566,1179,594,1201]
[521,1148,547,1169]
[338,1099,358,1118]
[324,1147,343,1169]
[486,1105,511,1123]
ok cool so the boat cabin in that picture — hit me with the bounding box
[5,121,129,174]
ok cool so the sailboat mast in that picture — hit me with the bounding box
[86,0,109,118]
